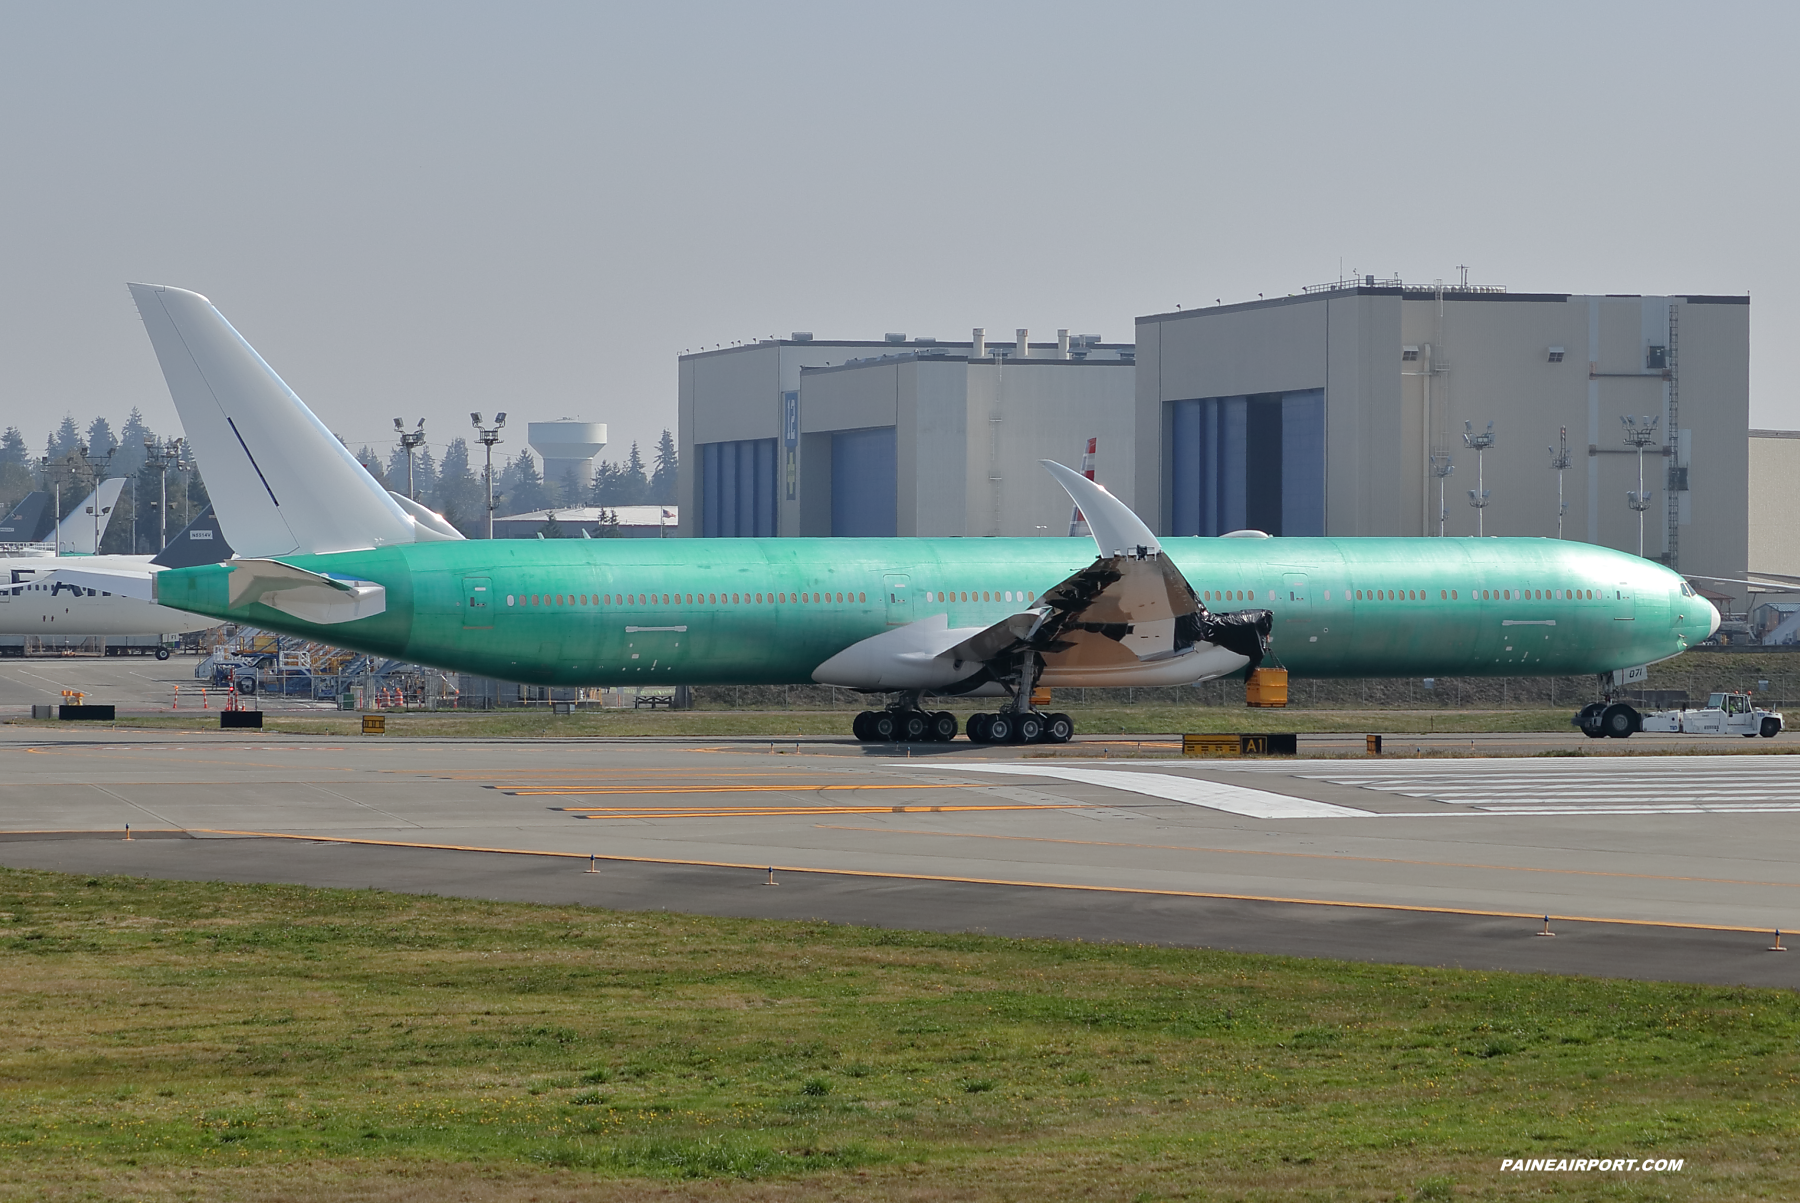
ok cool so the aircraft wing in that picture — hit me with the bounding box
[813,462,1272,693]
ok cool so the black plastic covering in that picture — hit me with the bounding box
[1195,607,1273,670]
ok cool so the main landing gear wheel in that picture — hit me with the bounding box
[965,711,1075,745]
[853,708,962,743]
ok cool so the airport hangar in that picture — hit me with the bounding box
[677,278,1757,607]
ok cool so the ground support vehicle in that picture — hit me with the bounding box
[1577,691,1782,739]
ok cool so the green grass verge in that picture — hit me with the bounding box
[0,867,1792,1200]
[7,706,1582,739]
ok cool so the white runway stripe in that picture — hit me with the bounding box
[928,764,1369,819]
[1213,755,1800,813]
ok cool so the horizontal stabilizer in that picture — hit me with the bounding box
[388,491,464,541]
[216,559,387,625]
[34,565,157,602]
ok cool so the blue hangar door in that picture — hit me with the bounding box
[830,426,897,537]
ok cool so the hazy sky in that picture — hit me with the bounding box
[2,1,1795,473]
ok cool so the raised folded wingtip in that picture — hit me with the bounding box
[1039,459,1161,557]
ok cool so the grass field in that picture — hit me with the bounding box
[0,867,1792,1201]
[7,706,1582,740]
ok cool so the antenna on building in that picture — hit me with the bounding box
[1622,414,1660,557]
[1463,420,1495,536]
[1548,426,1572,539]
[1429,452,1454,537]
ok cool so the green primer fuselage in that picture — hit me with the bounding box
[155,536,1709,687]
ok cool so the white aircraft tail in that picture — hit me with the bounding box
[53,478,126,554]
[128,283,431,557]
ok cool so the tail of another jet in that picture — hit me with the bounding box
[52,478,126,555]
[128,283,460,558]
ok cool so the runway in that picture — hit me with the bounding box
[2,724,1797,988]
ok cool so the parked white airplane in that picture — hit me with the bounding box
[0,478,127,556]
[0,504,230,645]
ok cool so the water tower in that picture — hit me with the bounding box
[527,420,608,493]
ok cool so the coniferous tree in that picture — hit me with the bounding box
[622,442,649,506]
[86,416,118,460]
[499,451,549,516]
[1,427,31,467]
[434,437,484,536]
[48,415,80,459]
[117,409,152,478]
[0,428,33,517]
[588,459,623,505]
[650,429,678,505]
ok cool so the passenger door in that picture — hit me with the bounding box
[884,573,912,626]
[461,575,493,629]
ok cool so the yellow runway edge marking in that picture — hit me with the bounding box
[176,828,1782,936]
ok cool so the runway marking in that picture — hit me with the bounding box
[1212,757,1800,814]
[929,764,1370,819]
[553,803,1079,819]
[501,782,984,797]
[180,829,1786,935]
[810,825,1800,890]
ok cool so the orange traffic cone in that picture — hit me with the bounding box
[201,688,209,709]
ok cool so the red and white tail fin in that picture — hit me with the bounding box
[1067,437,1097,537]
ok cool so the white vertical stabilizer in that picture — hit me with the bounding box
[52,478,126,554]
[128,284,416,557]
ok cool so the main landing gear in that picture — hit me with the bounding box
[965,710,1073,745]
[852,708,961,743]
[849,707,1075,744]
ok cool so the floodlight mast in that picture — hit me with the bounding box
[1622,414,1660,558]
[1548,426,1572,540]
[1429,452,1454,537]
[1462,420,1495,536]
[472,412,507,539]
[394,417,427,500]
[145,436,184,552]
[85,444,116,554]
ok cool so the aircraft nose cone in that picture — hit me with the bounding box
[1706,597,1721,638]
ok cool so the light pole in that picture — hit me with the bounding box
[85,444,116,554]
[1622,414,1660,558]
[393,418,427,500]
[145,437,184,551]
[1429,452,1454,537]
[1463,420,1495,536]
[1548,426,1572,540]
[472,412,507,539]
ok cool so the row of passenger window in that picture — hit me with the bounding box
[504,588,1035,609]
[1202,586,1608,605]
[507,590,870,608]
[1352,587,1603,602]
